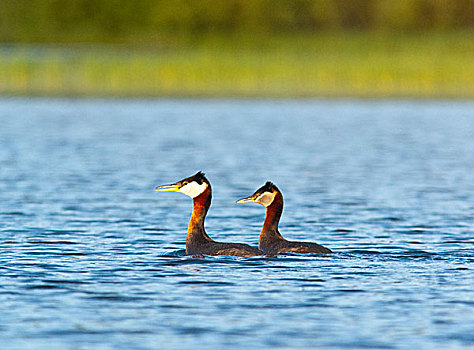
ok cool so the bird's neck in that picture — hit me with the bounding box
[187,186,214,248]
[259,192,285,247]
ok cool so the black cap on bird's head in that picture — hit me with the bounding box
[182,171,208,185]
[259,181,278,194]
[155,171,210,198]
[236,181,280,207]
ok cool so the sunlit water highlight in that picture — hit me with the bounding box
[1,98,473,349]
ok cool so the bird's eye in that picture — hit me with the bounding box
[182,181,188,186]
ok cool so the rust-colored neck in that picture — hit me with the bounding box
[187,185,213,248]
[259,191,285,248]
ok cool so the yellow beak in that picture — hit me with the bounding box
[155,183,180,192]
[235,196,255,204]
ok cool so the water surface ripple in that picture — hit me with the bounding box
[1,98,473,349]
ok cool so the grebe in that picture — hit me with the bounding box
[236,181,332,255]
[156,172,261,257]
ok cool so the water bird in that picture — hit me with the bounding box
[156,172,262,257]
[236,181,332,255]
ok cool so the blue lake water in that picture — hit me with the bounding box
[1,97,473,349]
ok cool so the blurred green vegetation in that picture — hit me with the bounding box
[1,0,473,43]
[0,0,473,98]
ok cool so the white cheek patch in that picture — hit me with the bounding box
[256,192,275,207]
[179,182,208,198]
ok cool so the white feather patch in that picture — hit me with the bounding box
[256,192,275,207]
[179,181,208,198]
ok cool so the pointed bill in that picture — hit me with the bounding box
[236,196,255,204]
[155,183,180,192]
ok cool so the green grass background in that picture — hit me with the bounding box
[1,32,473,98]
